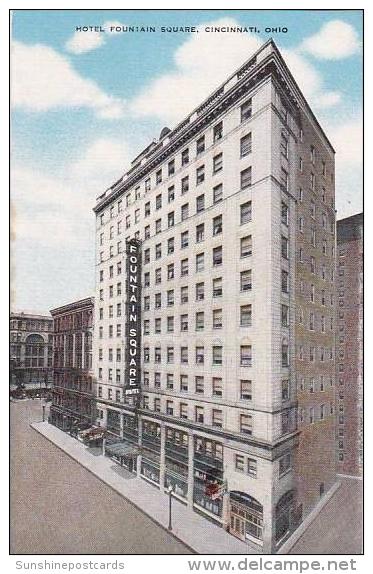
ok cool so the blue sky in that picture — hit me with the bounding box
[11,9,363,313]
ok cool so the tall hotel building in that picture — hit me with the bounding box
[93,40,336,552]
[336,214,363,477]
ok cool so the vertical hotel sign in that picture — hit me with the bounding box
[125,238,141,396]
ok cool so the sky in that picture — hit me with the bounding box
[11,9,363,314]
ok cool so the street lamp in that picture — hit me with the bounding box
[167,484,174,531]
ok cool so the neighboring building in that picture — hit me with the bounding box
[49,297,94,433]
[10,312,53,397]
[336,213,363,477]
[92,40,336,552]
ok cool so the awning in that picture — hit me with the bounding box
[79,426,106,441]
[105,441,140,458]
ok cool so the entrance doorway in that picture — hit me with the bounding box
[229,491,263,544]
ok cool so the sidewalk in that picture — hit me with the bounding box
[31,421,258,555]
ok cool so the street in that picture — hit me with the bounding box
[289,476,363,554]
[10,400,192,554]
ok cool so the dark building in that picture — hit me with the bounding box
[10,312,54,397]
[336,213,363,477]
[49,297,94,433]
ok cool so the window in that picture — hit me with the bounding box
[181,203,189,221]
[241,345,252,367]
[241,99,252,122]
[168,159,175,176]
[310,256,316,274]
[180,286,188,304]
[156,194,162,210]
[181,148,189,165]
[195,312,204,331]
[240,380,252,401]
[213,153,223,173]
[240,269,252,292]
[196,223,204,243]
[213,277,222,297]
[155,347,161,363]
[212,409,223,428]
[196,194,205,213]
[180,374,188,392]
[212,346,222,365]
[167,264,174,280]
[144,225,150,239]
[281,305,289,327]
[241,133,252,157]
[181,230,189,249]
[241,235,252,257]
[166,401,174,416]
[280,133,288,158]
[240,201,252,224]
[116,324,121,337]
[196,346,204,363]
[213,184,223,204]
[180,403,188,419]
[155,243,162,260]
[155,318,161,334]
[168,212,174,228]
[181,175,189,195]
[281,270,289,293]
[155,219,162,234]
[282,379,289,401]
[154,293,162,309]
[181,258,189,277]
[180,314,188,332]
[167,290,174,307]
[195,406,204,423]
[196,165,205,185]
[213,121,223,142]
[196,135,205,155]
[144,295,150,311]
[143,320,150,335]
[156,169,162,185]
[213,308,223,329]
[213,246,223,266]
[241,167,252,189]
[279,453,292,477]
[168,237,174,254]
[196,253,205,272]
[193,376,204,395]
[281,168,289,191]
[281,236,289,259]
[168,186,175,202]
[281,202,289,226]
[235,455,245,471]
[309,407,315,424]
[166,374,174,389]
[212,377,223,397]
[196,282,204,301]
[240,305,252,327]
[282,341,289,367]
[145,201,151,218]
[167,316,174,333]
[240,414,253,435]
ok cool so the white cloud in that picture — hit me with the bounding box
[11,40,126,118]
[130,17,345,123]
[65,20,124,54]
[130,18,262,123]
[70,138,131,182]
[11,137,132,247]
[300,20,361,60]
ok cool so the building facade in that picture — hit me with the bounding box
[92,40,336,552]
[10,312,53,396]
[336,213,363,477]
[49,298,94,433]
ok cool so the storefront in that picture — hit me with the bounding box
[229,491,263,545]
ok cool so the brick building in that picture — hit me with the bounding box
[49,297,94,433]
[10,312,53,397]
[92,40,336,552]
[336,213,363,476]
